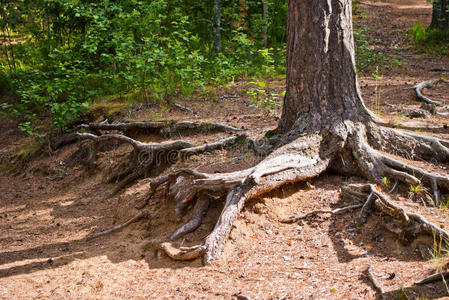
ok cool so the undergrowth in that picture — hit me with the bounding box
[410,23,449,55]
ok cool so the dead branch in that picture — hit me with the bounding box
[415,271,449,285]
[86,209,150,241]
[281,203,363,224]
[174,103,197,115]
[366,266,386,300]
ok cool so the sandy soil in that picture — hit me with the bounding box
[1,0,449,299]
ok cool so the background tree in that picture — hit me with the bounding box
[430,0,449,30]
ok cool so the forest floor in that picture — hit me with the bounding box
[2,0,449,299]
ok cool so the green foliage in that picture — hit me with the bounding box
[352,1,389,73]
[0,0,386,135]
[0,0,286,135]
[409,183,426,194]
[247,80,284,115]
[410,22,449,55]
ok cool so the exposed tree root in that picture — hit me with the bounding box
[158,242,205,261]
[75,131,248,195]
[368,124,449,163]
[86,209,150,241]
[355,125,449,207]
[431,67,449,72]
[168,196,210,241]
[79,120,241,137]
[135,176,169,209]
[150,133,338,263]
[341,183,449,244]
[414,81,448,108]
[78,120,448,265]
[365,266,386,300]
[281,203,363,224]
[416,271,449,285]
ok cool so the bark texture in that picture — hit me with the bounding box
[278,0,372,135]
[213,0,222,54]
[431,0,449,30]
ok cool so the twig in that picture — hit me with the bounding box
[86,209,150,241]
[366,266,386,299]
[415,271,449,285]
[281,203,363,224]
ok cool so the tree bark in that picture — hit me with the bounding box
[431,0,449,30]
[213,0,222,54]
[278,0,372,134]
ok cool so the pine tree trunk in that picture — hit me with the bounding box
[278,0,370,134]
[430,0,449,30]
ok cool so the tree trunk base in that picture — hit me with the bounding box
[78,117,449,264]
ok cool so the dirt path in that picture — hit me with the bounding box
[1,1,449,299]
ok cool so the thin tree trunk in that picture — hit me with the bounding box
[262,0,268,47]
[213,0,222,54]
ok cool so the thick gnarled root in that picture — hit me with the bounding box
[341,183,449,245]
[150,133,338,263]
[368,124,449,163]
[352,125,449,206]
[75,132,248,195]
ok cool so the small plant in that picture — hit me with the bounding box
[441,196,449,210]
[409,23,449,55]
[382,176,391,186]
[409,183,425,194]
[246,80,284,115]
[430,232,449,295]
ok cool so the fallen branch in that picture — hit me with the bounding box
[86,209,150,241]
[174,103,197,115]
[281,203,363,224]
[366,266,386,300]
[415,271,449,285]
